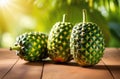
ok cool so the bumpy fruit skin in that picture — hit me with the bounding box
[12,32,48,62]
[48,22,73,63]
[70,22,105,66]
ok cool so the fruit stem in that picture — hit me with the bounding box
[10,46,21,51]
[83,9,87,23]
[62,14,66,22]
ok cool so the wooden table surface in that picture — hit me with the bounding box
[0,48,120,79]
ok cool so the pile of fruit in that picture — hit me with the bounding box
[10,9,105,66]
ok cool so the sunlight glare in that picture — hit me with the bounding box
[0,0,32,26]
[0,0,9,7]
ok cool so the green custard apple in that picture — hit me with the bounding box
[70,9,105,66]
[10,32,48,62]
[48,14,73,63]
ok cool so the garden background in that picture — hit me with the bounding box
[0,0,120,47]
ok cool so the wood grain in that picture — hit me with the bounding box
[0,49,18,79]
[102,48,120,79]
[0,48,120,79]
[3,59,43,79]
[0,48,18,59]
[42,60,113,79]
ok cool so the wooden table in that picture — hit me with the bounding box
[0,48,120,79]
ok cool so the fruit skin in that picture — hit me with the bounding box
[10,32,48,62]
[48,15,73,63]
[70,22,105,66]
[70,10,105,66]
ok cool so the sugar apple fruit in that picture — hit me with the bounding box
[48,14,73,63]
[70,9,105,66]
[10,32,48,62]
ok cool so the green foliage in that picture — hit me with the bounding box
[34,0,110,46]
[0,0,120,47]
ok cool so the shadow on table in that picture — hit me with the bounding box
[42,59,120,70]
[87,65,120,70]
[23,62,43,66]
[23,59,120,71]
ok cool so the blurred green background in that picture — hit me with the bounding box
[0,0,120,48]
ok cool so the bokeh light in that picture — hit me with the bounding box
[0,0,9,7]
